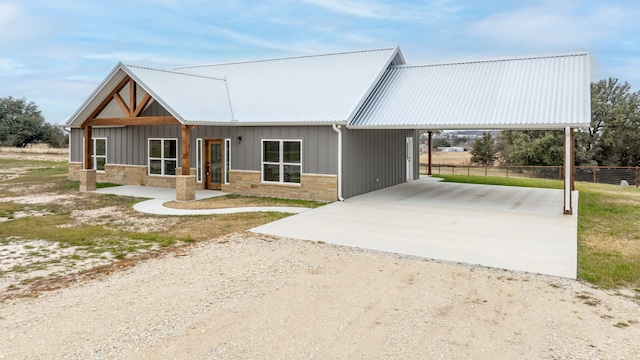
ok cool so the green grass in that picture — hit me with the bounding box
[433,174,564,189]
[435,174,640,289]
[0,214,191,259]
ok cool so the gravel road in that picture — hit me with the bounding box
[1,233,639,359]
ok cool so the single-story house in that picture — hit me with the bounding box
[65,47,591,214]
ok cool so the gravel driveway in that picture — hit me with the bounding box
[1,233,639,359]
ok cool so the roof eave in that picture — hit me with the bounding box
[347,122,591,130]
[182,120,348,127]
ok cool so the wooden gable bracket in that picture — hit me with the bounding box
[81,76,181,128]
[80,76,182,170]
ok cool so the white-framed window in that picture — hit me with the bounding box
[196,138,203,183]
[225,138,231,184]
[261,139,301,184]
[93,138,107,172]
[148,138,177,176]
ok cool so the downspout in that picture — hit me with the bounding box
[332,123,345,201]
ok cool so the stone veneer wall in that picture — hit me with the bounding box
[222,170,337,202]
[69,163,336,201]
[68,162,183,188]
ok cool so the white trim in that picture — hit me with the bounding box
[224,138,231,184]
[93,138,107,173]
[261,139,302,184]
[148,138,177,176]
[406,136,414,181]
[196,138,203,183]
[332,124,344,201]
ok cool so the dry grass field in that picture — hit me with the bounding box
[419,151,471,165]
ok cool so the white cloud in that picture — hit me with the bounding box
[0,2,21,27]
[0,58,37,76]
[83,52,197,67]
[468,2,639,50]
[300,0,459,21]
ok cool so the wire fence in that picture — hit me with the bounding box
[420,164,640,188]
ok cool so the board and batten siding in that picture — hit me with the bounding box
[70,125,338,175]
[342,128,419,199]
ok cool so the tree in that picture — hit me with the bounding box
[586,78,640,166]
[432,138,451,148]
[470,132,497,165]
[496,130,564,166]
[0,96,66,148]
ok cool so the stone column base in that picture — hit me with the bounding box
[176,175,196,201]
[79,169,97,192]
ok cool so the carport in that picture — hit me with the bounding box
[252,177,578,278]
[255,53,590,278]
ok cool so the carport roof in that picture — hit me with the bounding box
[349,52,591,130]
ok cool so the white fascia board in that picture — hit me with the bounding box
[65,62,126,127]
[347,123,591,130]
[182,120,349,127]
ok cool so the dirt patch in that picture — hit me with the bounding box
[1,233,639,359]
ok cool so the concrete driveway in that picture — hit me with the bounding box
[252,177,578,278]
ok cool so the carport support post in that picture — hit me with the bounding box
[427,131,432,175]
[563,126,574,215]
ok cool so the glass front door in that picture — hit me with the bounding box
[205,139,223,190]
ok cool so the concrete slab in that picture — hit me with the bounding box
[95,185,226,201]
[95,185,310,216]
[252,178,578,278]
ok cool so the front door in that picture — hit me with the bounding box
[205,139,223,190]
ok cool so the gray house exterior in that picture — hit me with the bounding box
[65,47,590,211]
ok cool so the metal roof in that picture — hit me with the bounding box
[172,48,403,125]
[66,63,233,127]
[125,65,233,123]
[350,53,591,129]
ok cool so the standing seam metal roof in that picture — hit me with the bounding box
[349,53,591,129]
[171,48,402,124]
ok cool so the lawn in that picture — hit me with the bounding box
[0,158,317,295]
[435,174,640,289]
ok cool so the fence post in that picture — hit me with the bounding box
[452,165,455,175]
[636,166,639,188]
[530,166,533,178]
[593,165,597,184]
[485,166,488,176]
[506,165,509,178]
[467,165,470,176]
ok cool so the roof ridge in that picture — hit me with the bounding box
[125,64,227,81]
[172,47,397,70]
[389,52,590,69]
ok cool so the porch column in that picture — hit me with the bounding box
[427,131,433,175]
[563,126,574,215]
[79,125,96,192]
[177,125,196,201]
[83,125,92,170]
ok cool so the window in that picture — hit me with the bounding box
[93,138,107,172]
[148,138,177,176]
[225,138,231,184]
[196,138,203,183]
[262,140,301,184]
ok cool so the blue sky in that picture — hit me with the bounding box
[1,0,639,124]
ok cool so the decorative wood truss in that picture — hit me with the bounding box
[81,76,192,176]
